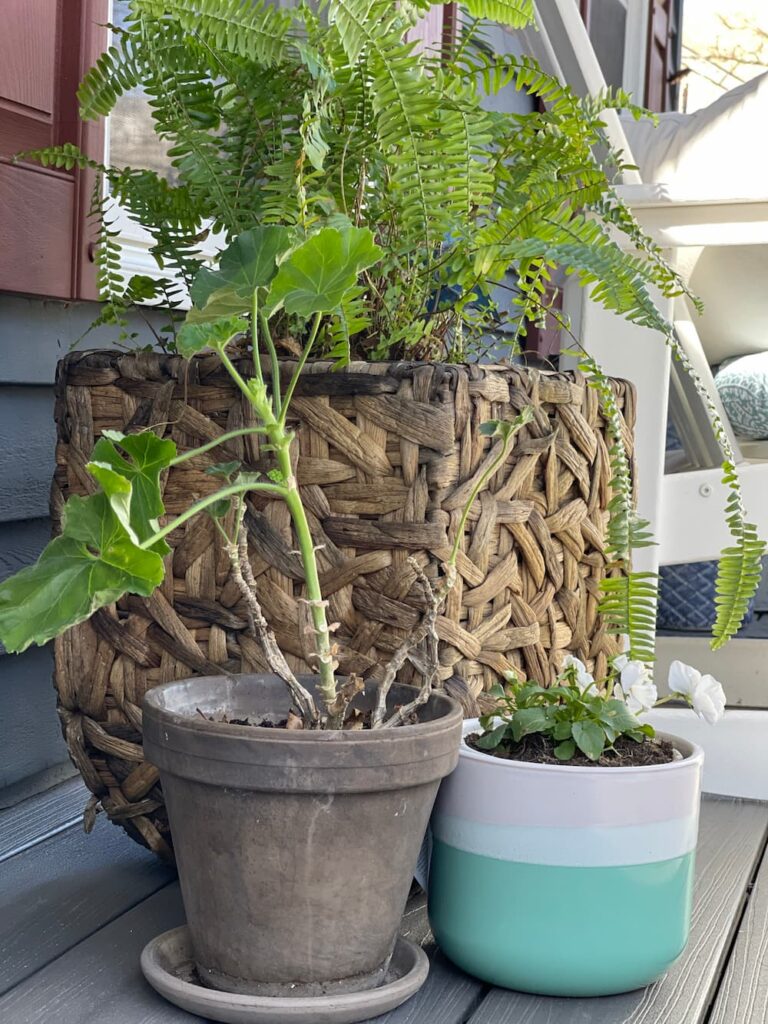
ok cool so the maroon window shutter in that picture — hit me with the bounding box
[0,0,107,300]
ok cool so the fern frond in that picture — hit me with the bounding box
[411,0,535,27]
[660,340,765,647]
[599,572,659,665]
[134,0,293,66]
[78,31,147,118]
[573,352,659,664]
[18,143,103,172]
[460,0,535,26]
[712,465,765,648]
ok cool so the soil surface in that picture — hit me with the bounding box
[467,731,677,767]
[193,708,413,729]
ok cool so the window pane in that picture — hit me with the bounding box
[108,1,176,180]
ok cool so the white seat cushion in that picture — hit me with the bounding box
[621,72,768,201]
[621,74,768,366]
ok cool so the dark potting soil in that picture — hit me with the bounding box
[193,708,419,729]
[466,731,677,767]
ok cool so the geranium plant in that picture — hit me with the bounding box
[0,220,534,729]
[475,654,726,763]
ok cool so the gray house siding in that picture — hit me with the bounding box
[0,296,163,799]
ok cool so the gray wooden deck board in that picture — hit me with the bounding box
[0,884,189,1024]
[0,776,88,862]
[709,818,768,1024]
[0,883,485,1024]
[466,797,768,1024]
[0,814,175,996]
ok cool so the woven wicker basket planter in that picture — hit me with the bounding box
[51,351,634,860]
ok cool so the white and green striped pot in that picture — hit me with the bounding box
[428,720,704,997]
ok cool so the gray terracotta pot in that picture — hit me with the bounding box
[143,674,462,998]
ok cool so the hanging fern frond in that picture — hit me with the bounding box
[573,352,658,665]
[78,31,147,118]
[460,0,535,26]
[713,466,764,648]
[410,0,535,27]
[599,573,659,666]
[134,0,293,67]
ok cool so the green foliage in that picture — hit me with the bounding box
[90,430,178,550]
[0,428,179,652]
[0,491,165,653]
[0,223,376,704]
[266,226,382,317]
[476,670,654,764]
[177,314,248,356]
[570,352,657,664]
[17,0,763,651]
[712,463,765,649]
[190,227,292,308]
[27,1,690,363]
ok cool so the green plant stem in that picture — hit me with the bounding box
[259,311,282,418]
[139,480,286,549]
[273,434,338,719]
[279,311,323,427]
[169,426,268,466]
[250,290,264,387]
[218,346,257,406]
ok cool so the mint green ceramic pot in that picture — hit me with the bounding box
[428,720,704,997]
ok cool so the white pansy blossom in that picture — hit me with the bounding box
[563,655,598,696]
[668,660,726,725]
[613,654,658,715]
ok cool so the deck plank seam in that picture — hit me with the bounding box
[0,877,178,1001]
[0,817,84,865]
[460,983,492,1023]
[700,817,768,1024]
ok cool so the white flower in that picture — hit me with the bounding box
[563,655,598,696]
[613,655,658,715]
[668,660,726,725]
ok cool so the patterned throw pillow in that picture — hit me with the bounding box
[714,352,768,440]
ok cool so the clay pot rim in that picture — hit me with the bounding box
[144,673,463,746]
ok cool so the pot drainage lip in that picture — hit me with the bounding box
[141,926,430,1024]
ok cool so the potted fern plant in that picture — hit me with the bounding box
[10,0,762,862]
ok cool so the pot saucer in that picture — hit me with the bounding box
[141,926,430,1024]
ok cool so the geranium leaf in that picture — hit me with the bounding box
[184,287,250,326]
[86,461,135,540]
[0,492,165,653]
[90,430,177,552]
[204,460,242,479]
[266,225,382,317]
[190,226,293,308]
[177,314,248,358]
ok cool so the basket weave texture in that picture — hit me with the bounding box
[52,352,634,860]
